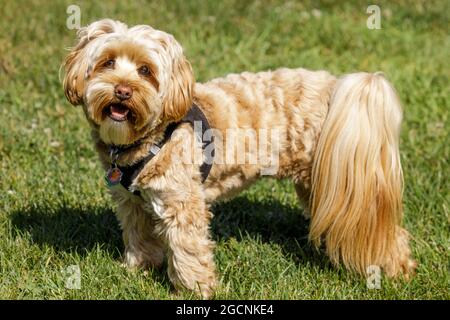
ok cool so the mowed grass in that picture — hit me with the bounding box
[0,0,448,299]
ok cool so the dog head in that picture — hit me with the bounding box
[63,19,194,145]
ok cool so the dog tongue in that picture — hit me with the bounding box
[110,104,129,120]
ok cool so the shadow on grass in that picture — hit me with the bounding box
[9,196,325,268]
[211,197,325,266]
[10,204,123,258]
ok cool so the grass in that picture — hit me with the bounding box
[0,0,448,299]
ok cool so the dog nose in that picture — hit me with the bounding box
[114,84,133,100]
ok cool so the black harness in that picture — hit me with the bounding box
[105,104,214,196]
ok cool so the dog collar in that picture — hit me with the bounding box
[105,103,215,196]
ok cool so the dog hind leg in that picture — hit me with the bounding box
[294,182,311,219]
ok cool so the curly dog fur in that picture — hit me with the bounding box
[63,19,416,298]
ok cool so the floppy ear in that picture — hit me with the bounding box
[162,54,194,122]
[63,19,127,106]
[63,42,89,106]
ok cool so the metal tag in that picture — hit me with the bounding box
[105,167,123,187]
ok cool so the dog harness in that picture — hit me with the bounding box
[105,104,215,196]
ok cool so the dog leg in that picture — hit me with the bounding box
[151,195,217,299]
[294,182,311,219]
[382,227,417,279]
[116,200,165,269]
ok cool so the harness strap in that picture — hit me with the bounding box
[106,103,214,196]
[180,104,215,183]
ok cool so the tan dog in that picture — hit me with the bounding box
[63,19,416,298]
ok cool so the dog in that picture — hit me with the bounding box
[63,19,416,298]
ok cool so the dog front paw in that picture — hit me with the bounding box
[171,272,217,299]
[122,246,164,270]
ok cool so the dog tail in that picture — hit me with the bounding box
[309,72,404,275]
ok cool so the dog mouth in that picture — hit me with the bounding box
[106,103,130,122]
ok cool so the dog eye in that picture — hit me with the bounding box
[104,59,115,68]
[138,65,150,76]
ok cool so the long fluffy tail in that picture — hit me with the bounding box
[309,72,405,275]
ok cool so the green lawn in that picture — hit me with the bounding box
[0,0,448,299]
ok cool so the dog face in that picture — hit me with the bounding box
[63,19,194,145]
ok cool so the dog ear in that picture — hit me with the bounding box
[63,43,89,106]
[162,53,194,122]
[63,19,127,106]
